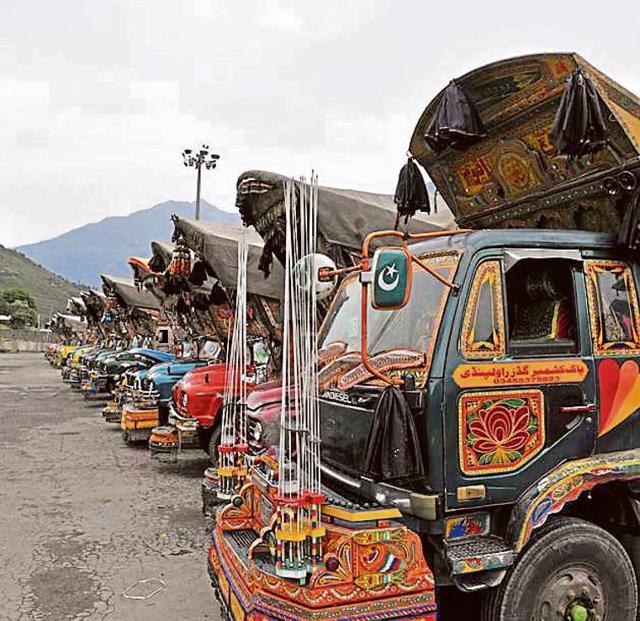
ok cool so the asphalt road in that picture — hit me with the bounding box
[0,353,221,621]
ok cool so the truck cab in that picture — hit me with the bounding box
[320,229,606,503]
[230,228,640,621]
[321,227,640,616]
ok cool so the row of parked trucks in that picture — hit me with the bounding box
[44,52,640,620]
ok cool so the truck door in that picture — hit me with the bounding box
[443,250,597,510]
[583,256,640,453]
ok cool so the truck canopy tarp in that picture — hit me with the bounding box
[66,297,86,314]
[236,169,456,255]
[52,313,87,331]
[100,274,161,311]
[172,219,284,300]
[149,241,174,272]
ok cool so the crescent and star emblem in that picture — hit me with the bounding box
[377,262,400,292]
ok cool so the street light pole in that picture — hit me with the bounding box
[182,144,220,220]
[195,164,202,220]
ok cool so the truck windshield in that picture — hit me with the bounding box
[318,252,459,369]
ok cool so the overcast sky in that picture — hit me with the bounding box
[2,0,639,247]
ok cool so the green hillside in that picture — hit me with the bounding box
[0,245,84,318]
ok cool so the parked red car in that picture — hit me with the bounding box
[149,362,256,457]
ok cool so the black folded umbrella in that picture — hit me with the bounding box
[258,232,282,278]
[394,158,431,227]
[550,69,607,158]
[363,386,425,485]
[425,81,487,153]
[209,282,228,306]
[147,253,166,273]
[176,295,190,316]
[188,260,208,287]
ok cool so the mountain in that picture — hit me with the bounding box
[0,245,83,318]
[17,200,240,287]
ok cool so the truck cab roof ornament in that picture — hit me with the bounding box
[409,53,640,236]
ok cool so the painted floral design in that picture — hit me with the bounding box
[460,391,544,475]
[469,402,532,464]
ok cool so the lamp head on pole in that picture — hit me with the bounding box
[181,144,221,220]
[181,145,220,169]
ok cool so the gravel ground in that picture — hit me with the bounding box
[0,353,222,621]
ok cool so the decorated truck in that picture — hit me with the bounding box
[114,244,225,442]
[125,236,231,449]
[67,345,95,389]
[221,169,455,448]
[163,179,452,468]
[148,220,283,459]
[47,314,88,371]
[119,357,206,442]
[92,271,171,419]
[92,347,174,399]
[207,54,640,621]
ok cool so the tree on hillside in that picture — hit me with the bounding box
[0,288,38,328]
[1,288,37,309]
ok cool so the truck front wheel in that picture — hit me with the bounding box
[481,517,637,621]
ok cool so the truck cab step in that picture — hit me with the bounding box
[445,535,514,575]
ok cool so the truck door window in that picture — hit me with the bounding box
[505,259,578,356]
[461,260,506,359]
[585,260,640,355]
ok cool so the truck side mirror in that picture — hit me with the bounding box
[370,247,412,310]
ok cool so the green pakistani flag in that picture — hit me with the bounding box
[372,248,410,309]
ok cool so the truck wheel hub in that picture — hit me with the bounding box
[535,566,603,620]
[567,602,589,621]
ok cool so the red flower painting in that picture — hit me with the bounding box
[459,391,545,475]
[469,403,530,464]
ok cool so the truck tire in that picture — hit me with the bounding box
[207,424,222,466]
[618,533,640,621]
[481,517,637,621]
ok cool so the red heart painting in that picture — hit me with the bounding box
[598,358,619,434]
[598,359,640,436]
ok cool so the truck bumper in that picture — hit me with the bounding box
[101,401,122,424]
[208,527,437,621]
[207,478,438,621]
[149,405,200,456]
[149,425,179,454]
[121,404,158,442]
[82,375,109,398]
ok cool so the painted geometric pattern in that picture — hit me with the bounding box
[460,260,506,360]
[459,390,545,476]
[509,450,640,551]
[585,260,640,356]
